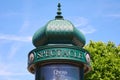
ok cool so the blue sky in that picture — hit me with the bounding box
[0,0,120,80]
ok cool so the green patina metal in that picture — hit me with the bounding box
[28,45,91,74]
[27,3,91,79]
[32,19,86,47]
[32,3,86,47]
[55,3,63,19]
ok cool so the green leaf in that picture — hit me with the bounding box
[84,41,120,80]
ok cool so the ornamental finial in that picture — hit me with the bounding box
[55,3,63,19]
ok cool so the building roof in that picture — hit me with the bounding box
[32,3,86,47]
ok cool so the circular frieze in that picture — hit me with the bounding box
[27,45,91,74]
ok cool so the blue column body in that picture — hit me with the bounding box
[35,64,84,80]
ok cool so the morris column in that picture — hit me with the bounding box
[27,3,91,80]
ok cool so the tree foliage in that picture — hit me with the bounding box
[84,41,120,80]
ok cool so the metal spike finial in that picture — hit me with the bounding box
[55,3,63,19]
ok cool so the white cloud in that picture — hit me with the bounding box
[0,34,32,42]
[74,17,89,27]
[0,49,32,80]
[67,17,89,27]
[0,70,29,76]
[0,33,32,59]
[0,61,32,80]
[80,26,96,34]
[7,43,21,59]
[68,16,96,34]
[19,20,30,33]
[0,59,29,76]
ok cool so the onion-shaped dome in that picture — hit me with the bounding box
[28,3,91,75]
[32,3,86,47]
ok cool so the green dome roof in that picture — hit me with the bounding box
[32,3,86,47]
[32,19,86,47]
